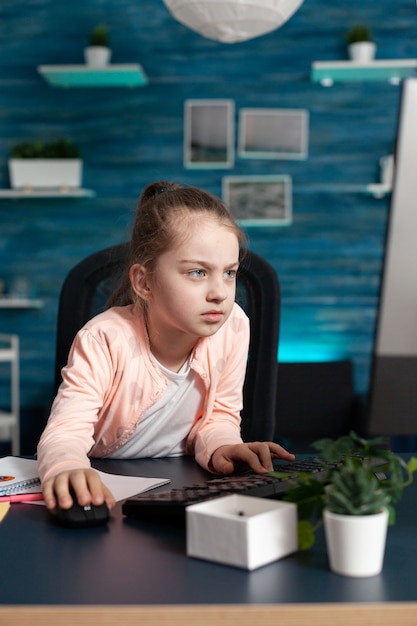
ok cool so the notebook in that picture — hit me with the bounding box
[0,456,42,496]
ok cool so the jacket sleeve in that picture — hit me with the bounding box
[37,328,114,482]
[191,306,250,470]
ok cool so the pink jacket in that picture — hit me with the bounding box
[37,302,249,482]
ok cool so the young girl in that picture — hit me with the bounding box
[37,181,294,513]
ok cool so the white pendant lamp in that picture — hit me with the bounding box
[162,0,304,44]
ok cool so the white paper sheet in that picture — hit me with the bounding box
[0,456,170,502]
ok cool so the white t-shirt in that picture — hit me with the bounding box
[112,356,204,459]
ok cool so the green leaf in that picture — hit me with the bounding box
[407,457,417,475]
[282,479,326,520]
[387,504,396,526]
[272,435,416,547]
[10,138,80,159]
[297,520,316,551]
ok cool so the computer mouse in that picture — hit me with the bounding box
[55,489,110,528]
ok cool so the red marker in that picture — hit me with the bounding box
[0,493,44,503]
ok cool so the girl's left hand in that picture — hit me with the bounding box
[210,441,295,475]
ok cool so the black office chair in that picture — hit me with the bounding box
[54,243,280,442]
[274,360,357,452]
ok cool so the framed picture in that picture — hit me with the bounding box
[238,108,309,159]
[184,99,235,169]
[222,175,292,226]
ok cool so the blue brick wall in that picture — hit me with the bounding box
[1,0,416,447]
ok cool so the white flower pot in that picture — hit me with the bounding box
[324,508,389,577]
[8,159,83,190]
[348,41,376,63]
[84,46,112,67]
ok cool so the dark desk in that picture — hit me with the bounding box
[1,456,417,625]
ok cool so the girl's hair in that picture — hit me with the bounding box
[108,180,247,307]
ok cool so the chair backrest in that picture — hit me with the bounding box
[274,360,356,451]
[55,243,280,441]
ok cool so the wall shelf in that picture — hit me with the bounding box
[364,183,392,198]
[311,59,417,86]
[0,298,44,309]
[37,64,148,88]
[0,188,96,199]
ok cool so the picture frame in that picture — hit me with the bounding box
[222,175,292,226]
[184,99,235,169]
[238,108,309,159]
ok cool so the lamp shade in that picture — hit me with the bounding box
[162,0,304,43]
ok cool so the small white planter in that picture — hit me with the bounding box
[84,46,112,67]
[324,508,389,577]
[348,41,376,63]
[8,159,83,190]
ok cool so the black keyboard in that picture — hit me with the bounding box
[122,458,334,524]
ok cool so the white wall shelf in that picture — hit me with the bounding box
[363,183,392,199]
[0,297,44,309]
[0,188,95,199]
[37,64,148,88]
[311,59,417,86]
[283,182,391,198]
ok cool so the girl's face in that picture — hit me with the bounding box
[131,217,240,351]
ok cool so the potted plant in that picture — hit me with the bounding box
[272,431,417,577]
[84,24,111,67]
[8,139,82,190]
[344,25,376,63]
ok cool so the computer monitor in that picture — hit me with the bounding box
[366,77,417,436]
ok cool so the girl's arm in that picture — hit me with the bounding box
[210,441,295,475]
[37,328,113,485]
[192,305,295,473]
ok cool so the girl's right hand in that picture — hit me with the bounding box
[42,468,116,512]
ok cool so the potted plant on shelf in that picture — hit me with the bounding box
[345,24,376,63]
[84,24,111,67]
[271,431,417,577]
[8,139,82,190]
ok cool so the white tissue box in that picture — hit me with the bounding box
[186,494,297,570]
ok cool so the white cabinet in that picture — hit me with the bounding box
[0,335,20,455]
